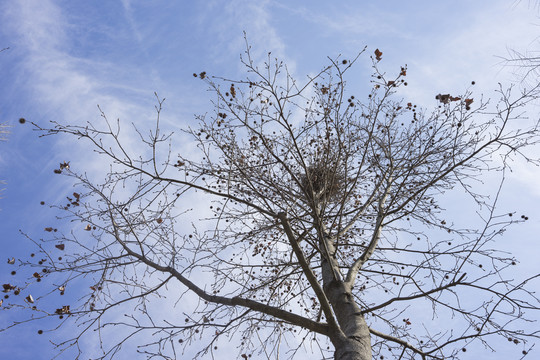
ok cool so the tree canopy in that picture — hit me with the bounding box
[3,47,540,360]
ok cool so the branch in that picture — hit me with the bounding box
[108,207,328,336]
[344,174,393,286]
[277,212,343,336]
[361,273,467,314]
[369,327,435,360]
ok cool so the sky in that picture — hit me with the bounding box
[1,0,540,359]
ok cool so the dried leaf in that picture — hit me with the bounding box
[55,305,70,315]
[84,224,92,231]
[374,48,383,61]
[436,94,450,104]
[44,227,53,232]
[55,244,65,251]
[2,284,15,292]
[7,258,15,265]
[26,295,34,304]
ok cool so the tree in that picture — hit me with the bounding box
[504,47,540,87]
[3,47,540,360]
[502,1,540,87]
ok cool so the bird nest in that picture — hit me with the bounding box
[300,163,345,202]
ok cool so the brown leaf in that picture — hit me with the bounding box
[464,98,474,106]
[2,284,15,292]
[26,295,34,304]
[55,305,70,315]
[156,218,163,224]
[33,272,41,279]
[7,258,15,265]
[436,94,450,104]
[374,48,383,61]
[55,244,65,251]
[84,224,92,231]
[73,192,80,199]
[44,227,53,232]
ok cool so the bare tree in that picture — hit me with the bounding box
[3,46,540,360]
[503,47,540,87]
[503,1,540,87]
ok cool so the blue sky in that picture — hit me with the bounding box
[1,1,540,359]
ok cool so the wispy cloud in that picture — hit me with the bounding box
[194,0,295,75]
[2,1,161,182]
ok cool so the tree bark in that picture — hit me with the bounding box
[318,228,372,360]
[326,280,372,360]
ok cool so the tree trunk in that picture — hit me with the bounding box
[317,223,372,360]
[326,280,372,360]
